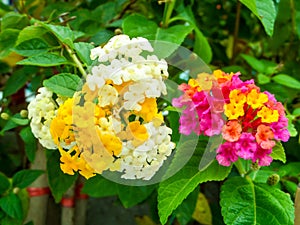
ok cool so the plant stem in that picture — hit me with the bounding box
[234,159,246,177]
[162,0,176,28]
[231,0,241,64]
[65,45,87,78]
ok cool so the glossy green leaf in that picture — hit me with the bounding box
[74,42,94,66]
[286,115,298,137]
[82,175,118,198]
[241,54,265,73]
[220,176,294,225]
[0,114,29,135]
[0,216,22,225]
[174,188,198,225]
[19,127,37,162]
[122,14,193,58]
[0,29,20,58]
[270,142,286,163]
[12,169,44,189]
[14,38,50,56]
[194,29,212,64]
[0,193,23,220]
[0,172,10,195]
[240,0,277,36]
[272,74,300,90]
[16,26,48,45]
[157,144,232,225]
[3,66,33,97]
[1,12,29,30]
[41,23,84,48]
[43,73,81,97]
[17,53,69,67]
[257,73,271,84]
[46,150,78,203]
[278,162,300,177]
[117,185,156,208]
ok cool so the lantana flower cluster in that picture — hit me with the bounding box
[28,35,175,180]
[173,70,290,167]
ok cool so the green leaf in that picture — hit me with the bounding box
[16,26,48,45]
[270,142,286,163]
[117,185,156,208]
[278,162,300,177]
[19,127,37,162]
[46,150,78,203]
[0,193,23,220]
[82,175,118,198]
[41,23,84,48]
[14,38,50,56]
[0,114,29,134]
[257,73,271,84]
[74,42,94,66]
[1,12,29,30]
[17,53,69,67]
[241,54,265,73]
[176,5,212,63]
[194,29,212,64]
[3,66,30,96]
[272,74,300,90]
[0,172,10,195]
[12,169,44,189]
[220,176,294,225]
[174,188,198,225]
[286,115,298,137]
[240,0,277,36]
[0,216,22,225]
[157,144,232,225]
[43,73,81,97]
[122,14,193,58]
[10,117,29,126]
[0,29,20,58]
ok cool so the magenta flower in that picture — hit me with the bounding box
[216,142,238,166]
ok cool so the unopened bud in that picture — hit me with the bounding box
[114,28,123,35]
[20,109,28,118]
[267,174,280,186]
[1,112,10,120]
[13,187,20,194]
[251,161,260,171]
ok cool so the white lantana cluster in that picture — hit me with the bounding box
[85,34,175,180]
[27,87,58,149]
[120,122,175,180]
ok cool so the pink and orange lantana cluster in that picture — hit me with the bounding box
[172,70,290,167]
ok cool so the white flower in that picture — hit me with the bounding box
[27,87,57,149]
[117,122,175,180]
[98,85,118,107]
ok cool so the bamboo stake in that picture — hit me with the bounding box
[61,185,75,225]
[295,183,300,225]
[25,144,49,225]
[74,176,88,225]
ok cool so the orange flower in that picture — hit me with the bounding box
[222,120,242,142]
[255,124,275,149]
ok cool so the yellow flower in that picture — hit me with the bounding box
[195,72,215,91]
[213,70,233,84]
[246,89,268,109]
[59,147,79,175]
[224,103,244,120]
[229,89,246,105]
[100,133,123,156]
[136,98,158,122]
[188,78,202,92]
[257,106,279,123]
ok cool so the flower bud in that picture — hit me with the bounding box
[1,112,10,120]
[20,109,28,118]
[267,174,280,186]
[13,187,20,194]
[251,161,260,171]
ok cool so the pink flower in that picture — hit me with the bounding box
[252,146,273,166]
[179,109,199,135]
[216,142,238,166]
[236,133,257,160]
